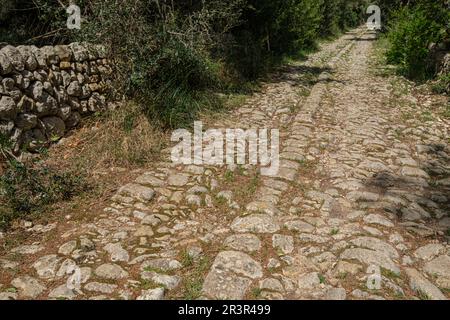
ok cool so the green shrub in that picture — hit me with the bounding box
[385,1,449,80]
[320,0,340,37]
[0,0,78,45]
[228,0,366,79]
[139,36,223,128]
[432,73,450,95]
[77,0,243,128]
[0,136,88,230]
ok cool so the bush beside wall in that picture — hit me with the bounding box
[381,0,449,80]
[0,1,370,130]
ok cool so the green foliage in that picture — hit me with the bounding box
[1,0,368,127]
[432,73,450,95]
[320,0,340,37]
[0,135,87,230]
[384,0,449,80]
[0,0,82,45]
[75,0,242,128]
[142,36,223,128]
[227,0,366,78]
[433,74,450,119]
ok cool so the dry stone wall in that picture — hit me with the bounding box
[0,43,114,153]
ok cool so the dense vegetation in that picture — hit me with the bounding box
[1,0,370,127]
[377,0,449,81]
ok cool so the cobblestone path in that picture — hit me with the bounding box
[1,27,449,300]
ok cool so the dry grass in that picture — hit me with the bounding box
[44,101,168,173]
[38,102,173,224]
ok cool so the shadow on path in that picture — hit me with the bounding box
[363,142,450,237]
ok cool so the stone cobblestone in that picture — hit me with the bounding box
[1,27,448,300]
